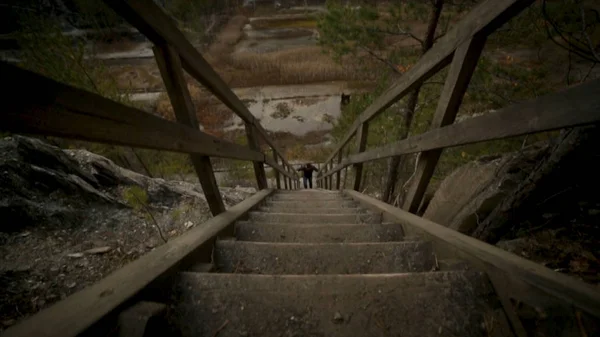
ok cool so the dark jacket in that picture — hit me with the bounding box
[297,164,318,178]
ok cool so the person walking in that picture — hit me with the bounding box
[297,163,318,189]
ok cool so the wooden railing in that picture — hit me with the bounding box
[315,0,600,333]
[2,0,600,336]
[1,0,302,218]
[316,0,600,211]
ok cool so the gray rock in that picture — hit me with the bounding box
[0,136,256,233]
[424,145,548,235]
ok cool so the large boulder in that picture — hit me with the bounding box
[423,144,550,236]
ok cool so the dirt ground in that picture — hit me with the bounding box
[0,137,257,331]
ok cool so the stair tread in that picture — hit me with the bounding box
[214,241,434,274]
[172,271,504,337]
[259,207,364,214]
[236,222,403,243]
[265,201,358,208]
[248,212,381,224]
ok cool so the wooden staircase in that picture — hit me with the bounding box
[170,190,512,336]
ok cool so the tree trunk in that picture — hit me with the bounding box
[381,0,444,204]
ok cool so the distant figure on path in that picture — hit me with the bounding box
[297,163,319,189]
[341,93,351,106]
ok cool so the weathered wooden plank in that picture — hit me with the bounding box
[353,122,369,191]
[0,63,264,162]
[100,0,292,171]
[486,268,529,337]
[403,36,486,213]
[1,189,274,337]
[153,45,225,216]
[345,189,600,319]
[320,79,600,179]
[246,124,268,190]
[323,0,534,165]
[335,150,343,190]
[272,150,281,189]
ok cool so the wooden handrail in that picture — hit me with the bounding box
[402,35,486,213]
[154,44,226,215]
[0,63,261,162]
[0,62,298,182]
[345,190,600,319]
[100,0,295,174]
[322,0,534,166]
[0,190,274,337]
[318,79,600,180]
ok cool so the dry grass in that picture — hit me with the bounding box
[155,84,235,138]
[251,18,318,29]
[207,47,366,87]
[105,64,164,91]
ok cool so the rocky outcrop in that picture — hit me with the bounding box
[0,136,256,328]
[423,144,550,236]
[0,136,255,233]
[423,127,600,285]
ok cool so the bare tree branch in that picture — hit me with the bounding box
[579,2,600,62]
[358,45,402,74]
[542,0,598,63]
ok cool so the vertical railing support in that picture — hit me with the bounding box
[353,122,369,191]
[403,36,486,213]
[153,45,225,216]
[245,124,268,190]
[327,162,333,190]
[335,150,342,190]
[272,149,281,190]
[328,162,333,190]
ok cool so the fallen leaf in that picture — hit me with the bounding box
[84,246,111,254]
[67,253,84,258]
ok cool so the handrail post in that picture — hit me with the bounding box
[283,171,289,190]
[335,149,343,190]
[328,162,333,190]
[245,124,268,190]
[403,36,486,213]
[272,149,281,190]
[353,122,369,191]
[153,44,225,215]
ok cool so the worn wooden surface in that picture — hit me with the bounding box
[153,45,226,215]
[272,150,281,189]
[336,150,343,190]
[344,189,600,318]
[353,123,369,191]
[403,36,486,213]
[100,0,292,170]
[323,0,534,165]
[0,63,264,162]
[319,79,600,179]
[246,124,269,190]
[1,190,274,337]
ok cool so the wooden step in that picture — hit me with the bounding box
[171,272,509,337]
[248,212,382,224]
[235,222,404,243]
[214,241,435,274]
[270,194,347,201]
[258,207,364,214]
[265,200,358,209]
